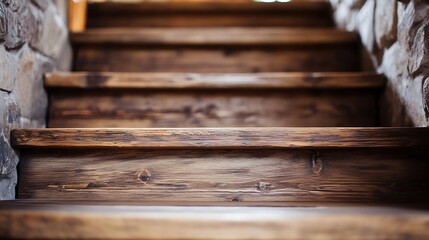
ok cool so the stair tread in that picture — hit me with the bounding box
[1,201,429,239]
[88,1,332,14]
[71,27,358,45]
[45,72,385,89]
[11,128,429,149]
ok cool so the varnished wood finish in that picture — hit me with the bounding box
[45,72,385,89]
[2,203,429,240]
[87,1,333,28]
[72,28,360,73]
[17,147,429,203]
[12,128,429,149]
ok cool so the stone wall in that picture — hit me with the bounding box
[0,0,71,199]
[331,0,429,126]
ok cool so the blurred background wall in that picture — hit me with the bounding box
[331,0,429,127]
[0,0,71,199]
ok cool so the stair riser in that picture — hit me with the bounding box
[48,90,378,128]
[18,148,429,203]
[87,2,333,28]
[88,14,333,28]
[73,45,360,73]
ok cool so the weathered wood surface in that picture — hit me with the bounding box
[74,45,359,73]
[17,147,429,202]
[12,128,429,149]
[47,89,379,128]
[2,204,429,240]
[71,28,357,46]
[45,72,385,89]
[87,1,333,28]
[72,28,360,72]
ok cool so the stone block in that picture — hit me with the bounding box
[31,4,69,60]
[31,0,49,11]
[375,0,397,49]
[18,3,42,46]
[0,45,18,92]
[358,0,375,52]
[408,22,429,76]
[0,92,19,177]
[0,169,17,200]
[15,45,51,124]
[3,5,23,49]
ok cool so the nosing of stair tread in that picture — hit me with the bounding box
[71,28,358,45]
[1,202,429,240]
[44,72,385,89]
[11,128,429,149]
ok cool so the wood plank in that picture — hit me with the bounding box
[47,89,378,128]
[71,28,358,46]
[87,1,333,28]
[2,204,429,240]
[73,45,360,73]
[17,147,429,203]
[11,128,429,149]
[45,72,385,89]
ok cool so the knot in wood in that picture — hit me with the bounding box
[310,152,323,175]
[138,169,151,183]
[256,181,271,191]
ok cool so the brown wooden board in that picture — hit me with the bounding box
[11,128,429,149]
[87,1,333,28]
[47,89,379,128]
[71,28,360,73]
[17,147,429,203]
[1,203,429,239]
[71,28,357,45]
[45,72,385,89]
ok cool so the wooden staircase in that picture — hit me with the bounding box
[2,1,429,239]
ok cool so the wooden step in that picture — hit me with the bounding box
[12,128,429,203]
[87,1,334,28]
[45,72,383,128]
[71,28,360,72]
[1,201,429,239]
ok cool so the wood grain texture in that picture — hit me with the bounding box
[71,28,357,46]
[11,128,429,149]
[47,89,379,128]
[2,204,429,240]
[74,45,360,73]
[17,148,429,203]
[45,72,385,89]
[87,1,333,28]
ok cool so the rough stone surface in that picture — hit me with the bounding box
[0,0,71,199]
[374,0,397,49]
[357,0,375,52]
[0,45,18,92]
[332,0,429,127]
